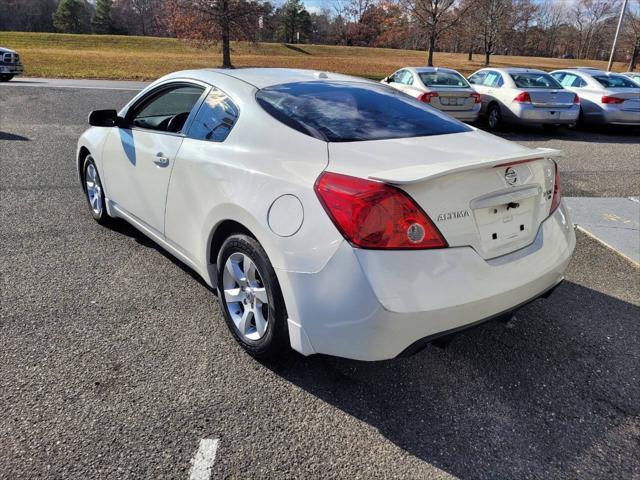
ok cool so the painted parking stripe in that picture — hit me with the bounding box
[188,438,220,480]
[565,197,640,265]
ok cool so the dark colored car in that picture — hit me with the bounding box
[0,47,24,81]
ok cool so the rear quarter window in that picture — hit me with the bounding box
[255,81,470,143]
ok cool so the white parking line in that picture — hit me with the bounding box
[188,438,220,480]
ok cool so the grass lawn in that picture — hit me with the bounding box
[0,31,629,81]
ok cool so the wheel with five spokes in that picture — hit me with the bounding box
[217,234,289,358]
[82,155,112,225]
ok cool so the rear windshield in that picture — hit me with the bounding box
[419,71,469,88]
[510,73,562,89]
[593,75,638,88]
[255,81,470,142]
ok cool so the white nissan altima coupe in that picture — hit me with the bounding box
[77,68,576,361]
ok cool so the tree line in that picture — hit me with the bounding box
[1,0,639,70]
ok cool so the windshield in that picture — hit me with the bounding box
[593,75,638,89]
[510,73,562,89]
[255,81,470,142]
[418,71,469,88]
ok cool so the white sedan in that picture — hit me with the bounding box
[550,68,640,126]
[382,67,481,122]
[77,68,575,361]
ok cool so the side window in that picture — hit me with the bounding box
[483,71,502,87]
[405,73,415,86]
[130,85,204,133]
[394,70,408,84]
[559,74,577,87]
[468,72,487,85]
[551,72,565,84]
[187,87,239,143]
[576,77,587,87]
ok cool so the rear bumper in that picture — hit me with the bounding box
[508,104,580,125]
[278,201,576,361]
[443,105,481,123]
[586,106,640,125]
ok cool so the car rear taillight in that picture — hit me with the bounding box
[601,95,624,104]
[418,91,439,103]
[513,92,532,103]
[550,161,561,214]
[314,172,447,249]
[573,94,580,104]
[470,92,482,104]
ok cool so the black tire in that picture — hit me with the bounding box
[217,234,289,359]
[543,124,561,131]
[0,74,14,82]
[82,155,112,226]
[487,104,503,131]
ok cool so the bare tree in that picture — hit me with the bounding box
[167,0,263,68]
[476,0,511,65]
[625,2,640,70]
[536,0,567,57]
[406,0,474,66]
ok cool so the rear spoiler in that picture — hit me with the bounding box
[368,148,563,185]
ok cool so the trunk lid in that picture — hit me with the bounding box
[430,88,477,111]
[327,130,560,260]
[527,89,576,108]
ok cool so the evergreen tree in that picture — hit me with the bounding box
[92,0,113,34]
[277,0,312,44]
[52,0,91,33]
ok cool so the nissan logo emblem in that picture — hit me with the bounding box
[505,167,518,185]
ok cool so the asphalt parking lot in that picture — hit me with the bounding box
[1,80,639,479]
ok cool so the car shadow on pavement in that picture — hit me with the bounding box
[264,281,640,479]
[0,131,30,141]
[107,218,214,291]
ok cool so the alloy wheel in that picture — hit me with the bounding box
[85,162,103,216]
[222,252,270,341]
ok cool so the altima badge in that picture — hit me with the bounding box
[505,167,518,186]
[437,210,470,222]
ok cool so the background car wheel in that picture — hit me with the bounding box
[82,155,112,225]
[217,234,289,359]
[0,74,14,82]
[487,104,502,131]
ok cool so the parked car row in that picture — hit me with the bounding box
[383,66,640,130]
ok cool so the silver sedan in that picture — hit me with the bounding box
[468,68,580,130]
[550,69,640,126]
[382,67,481,122]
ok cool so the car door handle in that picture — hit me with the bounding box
[153,153,170,167]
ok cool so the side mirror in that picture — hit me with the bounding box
[384,77,392,83]
[88,109,122,127]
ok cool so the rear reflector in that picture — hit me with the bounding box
[601,95,624,104]
[314,172,447,249]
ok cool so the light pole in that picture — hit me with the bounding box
[607,0,629,71]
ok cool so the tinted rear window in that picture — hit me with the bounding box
[593,75,638,88]
[419,71,469,88]
[255,81,470,142]
[510,73,562,89]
